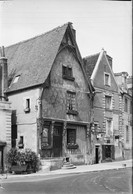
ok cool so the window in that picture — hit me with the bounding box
[67,91,78,115]
[106,119,112,136]
[18,136,24,149]
[124,97,128,112]
[41,124,51,148]
[130,101,132,114]
[104,73,110,86]
[26,99,30,109]
[126,125,129,143]
[24,98,30,113]
[67,129,76,144]
[62,65,75,81]
[105,96,112,109]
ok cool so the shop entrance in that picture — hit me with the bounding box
[102,144,115,161]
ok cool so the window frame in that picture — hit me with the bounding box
[104,72,111,86]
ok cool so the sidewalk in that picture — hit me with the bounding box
[1,159,132,181]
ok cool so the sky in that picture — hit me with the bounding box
[0,0,132,75]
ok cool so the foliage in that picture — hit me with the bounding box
[6,148,40,172]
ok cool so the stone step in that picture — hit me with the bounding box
[63,163,74,167]
[62,162,76,170]
[62,165,76,169]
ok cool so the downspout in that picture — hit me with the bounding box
[36,87,44,157]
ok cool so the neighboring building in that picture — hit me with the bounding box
[5,22,95,167]
[115,72,132,159]
[0,47,12,172]
[83,49,122,163]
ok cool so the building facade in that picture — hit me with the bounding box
[115,72,132,159]
[5,23,95,166]
[0,47,12,172]
[83,49,122,163]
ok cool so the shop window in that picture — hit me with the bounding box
[62,65,75,81]
[124,97,128,112]
[41,124,51,148]
[66,91,78,115]
[105,96,112,109]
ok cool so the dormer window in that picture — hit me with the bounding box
[104,73,110,86]
[62,65,75,81]
[13,75,20,83]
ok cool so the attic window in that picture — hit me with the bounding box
[104,73,110,86]
[13,75,20,83]
[62,65,75,81]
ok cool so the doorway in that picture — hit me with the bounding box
[105,145,111,158]
[0,147,3,173]
[53,124,63,157]
[95,145,100,164]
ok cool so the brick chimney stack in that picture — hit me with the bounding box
[0,46,8,100]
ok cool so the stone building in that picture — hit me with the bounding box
[0,47,12,172]
[83,49,122,163]
[5,23,95,168]
[115,72,132,159]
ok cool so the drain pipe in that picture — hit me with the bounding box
[36,87,44,157]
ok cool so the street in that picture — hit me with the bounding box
[1,167,132,194]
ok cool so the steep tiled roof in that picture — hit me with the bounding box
[83,53,100,78]
[5,23,69,93]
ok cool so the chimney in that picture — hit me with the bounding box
[72,29,76,40]
[0,46,8,100]
[69,22,76,40]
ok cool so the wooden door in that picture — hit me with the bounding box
[53,125,63,157]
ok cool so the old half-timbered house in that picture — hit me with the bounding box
[5,23,95,169]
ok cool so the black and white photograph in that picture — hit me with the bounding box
[0,0,132,193]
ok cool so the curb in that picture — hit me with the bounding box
[1,160,132,182]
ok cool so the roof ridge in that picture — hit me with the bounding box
[83,52,100,59]
[5,22,71,49]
